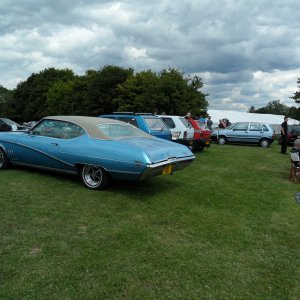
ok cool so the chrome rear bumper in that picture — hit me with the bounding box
[139,155,195,180]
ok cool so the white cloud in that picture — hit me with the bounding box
[0,0,300,112]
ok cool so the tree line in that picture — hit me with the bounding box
[0,66,208,122]
[248,78,300,120]
[1,66,300,122]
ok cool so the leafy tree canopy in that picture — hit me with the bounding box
[1,66,208,121]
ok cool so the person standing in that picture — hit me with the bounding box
[206,116,213,130]
[281,116,289,154]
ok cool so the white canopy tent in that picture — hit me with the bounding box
[207,109,299,134]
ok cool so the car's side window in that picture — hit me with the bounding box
[249,123,262,131]
[234,123,249,131]
[118,117,138,127]
[161,117,175,129]
[262,125,269,132]
[32,120,67,138]
[62,123,85,139]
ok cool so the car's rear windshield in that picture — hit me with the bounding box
[179,117,191,128]
[143,117,168,131]
[1,118,19,126]
[98,123,152,139]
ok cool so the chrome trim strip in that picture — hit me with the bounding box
[12,162,78,174]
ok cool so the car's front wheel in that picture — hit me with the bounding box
[80,165,110,190]
[0,148,10,169]
[218,136,227,145]
[259,138,269,148]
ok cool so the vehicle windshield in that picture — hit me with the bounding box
[179,117,192,129]
[196,120,206,129]
[143,117,168,131]
[98,123,152,139]
[1,118,19,126]
[226,123,236,130]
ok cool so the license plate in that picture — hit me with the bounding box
[189,140,193,145]
[162,165,172,175]
[205,141,210,145]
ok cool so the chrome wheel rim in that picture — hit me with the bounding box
[219,138,225,145]
[261,140,268,147]
[83,166,103,187]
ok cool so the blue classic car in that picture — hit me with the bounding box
[211,122,275,147]
[0,116,195,190]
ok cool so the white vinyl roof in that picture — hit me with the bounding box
[207,109,299,126]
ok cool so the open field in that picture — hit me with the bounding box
[1,143,300,299]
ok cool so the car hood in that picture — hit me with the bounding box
[116,137,194,164]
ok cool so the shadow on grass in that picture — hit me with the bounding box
[6,165,175,198]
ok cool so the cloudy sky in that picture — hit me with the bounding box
[1,0,300,111]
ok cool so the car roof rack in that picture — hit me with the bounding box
[135,113,154,116]
[112,112,135,115]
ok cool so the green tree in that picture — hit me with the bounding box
[291,78,300,104]
[0,85,13,116]
[114,70,163,112]
[114,68,208,114]
[83,65,133,116]
[248,105,256,113]
[10,68,75,122]
[250,100,289,116]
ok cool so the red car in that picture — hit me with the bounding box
[278,125,300,146]
[186,118,211,151]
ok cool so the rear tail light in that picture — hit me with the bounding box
[172,131,181,139]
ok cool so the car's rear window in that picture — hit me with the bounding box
[290,125,300,135]
[160,117,176,129]
[98,123,151,139]
[144,117,167,130]
[179,117,191,128]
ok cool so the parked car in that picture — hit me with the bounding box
[0,118,26,131]
[278,124,300,145]
[99,113,172,140]
[0,116,195,190]
[157,115,194,147]
[211,122,275,147]
[186,118,211,151]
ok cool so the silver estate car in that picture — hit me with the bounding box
[211,122,275,147]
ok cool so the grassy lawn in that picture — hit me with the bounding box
[1,143,300,299]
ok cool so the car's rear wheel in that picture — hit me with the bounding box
[218,136,226,145]
[0,148,10,169]
[80,165,110,190]
[259,138,269,148]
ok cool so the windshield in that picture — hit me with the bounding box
[98,123,152,139]
[226,123,236,130]
[144,117,168,131]
[179,117,191,129]
[1,118,19,126]
[196,120,206,129]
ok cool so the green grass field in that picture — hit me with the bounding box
[1,143,300,299]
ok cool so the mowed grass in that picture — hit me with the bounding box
[1,143,300,299]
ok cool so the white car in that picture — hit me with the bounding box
[158,115,194,147]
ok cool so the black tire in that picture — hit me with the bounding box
[218,136,226,145]
[80,165,110,190]
[259,138,269,148]
[0,148,10,169]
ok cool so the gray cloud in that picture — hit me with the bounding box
[1,0,300,111]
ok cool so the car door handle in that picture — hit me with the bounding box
[51,142,59,146]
